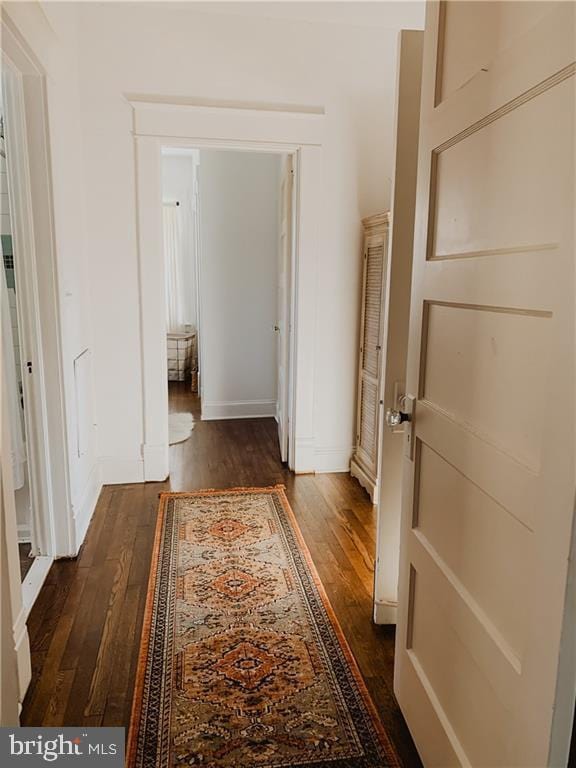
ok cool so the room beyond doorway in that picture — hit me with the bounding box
[161,147,294,467]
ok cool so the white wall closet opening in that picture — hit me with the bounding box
[133,99,323,477]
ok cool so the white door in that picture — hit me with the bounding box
[276,155,293,463]
[394,3,576,766]
[373,30,423,625]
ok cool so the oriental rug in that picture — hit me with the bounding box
[128,486,399,768]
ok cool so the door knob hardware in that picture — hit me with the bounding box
[384,395,416,461]
[385,408,410,428]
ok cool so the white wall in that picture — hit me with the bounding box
[0,4,101,719]
[2,0,426,493]
[161,153,197,331]
[199,150,279,420]
[72,2,423,479]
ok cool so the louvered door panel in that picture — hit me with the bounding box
[362,244,385,378]
[359,377,378,459]
[351,213,390,502]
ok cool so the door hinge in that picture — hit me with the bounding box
[26,361,33,374]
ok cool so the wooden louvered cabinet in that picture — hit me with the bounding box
[350,212,390,504]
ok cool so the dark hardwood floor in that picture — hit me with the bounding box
[21,381,422,767]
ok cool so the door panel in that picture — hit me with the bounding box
[395,2,576,765]
[416,443,532,658]
[409,569,514,766]
[437,1,554,105]
[361,243,385,378]
[355,232,387,477]
[432,79,569,259]
[359,377,378,463]
[422,302,550,471]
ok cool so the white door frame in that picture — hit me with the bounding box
[131,99,324,477]
[1,22,72,559]
[373,30,424,625]
[1,42,71,549]
[2,55,54,594]
[191,152,201,395]
[276,154,294,463]
[1,20,73,704]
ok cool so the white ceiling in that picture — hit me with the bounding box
[185,1,426,30]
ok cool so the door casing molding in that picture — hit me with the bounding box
[130,98,324,476]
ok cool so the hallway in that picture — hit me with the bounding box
[20,382,420,766]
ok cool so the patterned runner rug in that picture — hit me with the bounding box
[128,486,399,767]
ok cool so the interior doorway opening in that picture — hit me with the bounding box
[1,108,34,581]
[0,126,37,581]
[0,55,56,613]
[160,146,295,469]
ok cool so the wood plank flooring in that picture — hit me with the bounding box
[21,382,422,767]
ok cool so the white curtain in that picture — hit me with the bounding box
[0,239,26,491]
[163,204,186,332]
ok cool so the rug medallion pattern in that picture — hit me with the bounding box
[128,487,399,767]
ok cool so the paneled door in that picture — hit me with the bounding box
[394,3,576,766]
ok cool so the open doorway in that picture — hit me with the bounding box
[161,148,201,445]
[1,103,34,582]
[1,27,75,641]
[0,62,55,604]
[161,147,294,469]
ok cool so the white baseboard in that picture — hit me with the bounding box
[72,461,102,552]
[314,445,354,474]
[293,436,315,474]
[99,455,145,485]
[373,599,398,625]
[202,399,277,421]
[17,524,31,544]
